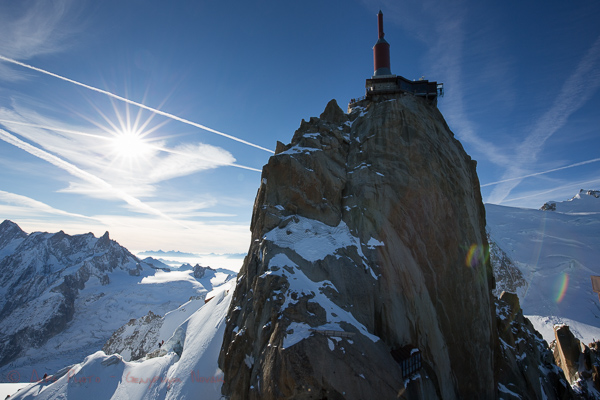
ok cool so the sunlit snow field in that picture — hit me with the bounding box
[486,191,600,344]
[0,263,236,391]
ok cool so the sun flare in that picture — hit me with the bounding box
[112,129,153,160]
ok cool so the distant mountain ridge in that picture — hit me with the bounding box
[0,220,220,383]
[138,249,199,257]
[0,220,143,368]
[138,249,245,258]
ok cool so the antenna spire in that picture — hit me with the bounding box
[373,11,391,76]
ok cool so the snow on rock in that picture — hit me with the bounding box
[488,233,528,298]
[264,216,360,262]
[263,215,377,278]
[264,253,378,347]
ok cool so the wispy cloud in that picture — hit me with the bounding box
[0,190,249,253]
[378,0,512,167]
[148,143,235,182]
[488,34,600,203]
[378,1,600,206]
[0,189,99,221]
[0,1,82,80]
[0,127,185,226]
[133,200,238,219]
[500,177,600,206]
[0,209,250,254]
[91,214,251,254]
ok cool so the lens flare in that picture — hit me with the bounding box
[465,244,489,268]
[555,273,569,303]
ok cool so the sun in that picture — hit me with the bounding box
[111,129,153,160]
[83,98,168,164]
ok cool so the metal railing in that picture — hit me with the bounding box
[309,329,356,338]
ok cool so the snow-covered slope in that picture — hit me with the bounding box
[10,282,233,400]
[0,220,234,386]
[102,267,232,362]
[487,190,600,344]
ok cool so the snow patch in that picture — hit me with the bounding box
[263,216,378,279]
[366,237,385,249]
[283,322,312,349]
[279,146,320,155]
[498,382,522,399]
[244,354,254,368]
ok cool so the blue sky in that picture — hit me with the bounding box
[0,0,599,254]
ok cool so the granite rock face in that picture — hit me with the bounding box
[495,292,575,399]
[218,96,574,399]
[551,325,600,397]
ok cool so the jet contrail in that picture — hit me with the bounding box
[481,158,600,187]
[0,119,111,140]
[0,119,262,172]
[0,128,189,228]
[0,54,274,154]
[501,177,600,203]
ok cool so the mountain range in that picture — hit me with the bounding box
[0,221,235,392]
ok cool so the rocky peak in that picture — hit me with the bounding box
[319,99,348,125]
[0,219,27,252]
[541,201,557,211]
[578,189,600,198]
[0,219,25,237]
[220,94,498,399]
[193,264,214,279]
[94,231,111,251]
[551,324,600,395]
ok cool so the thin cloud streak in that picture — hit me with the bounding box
[0,189,99,221]
[516,35,600,164]
[0,54,274,154]
[481,158,600,187]
[0,1,80,80]
[500,177,600,204]
[0,118,113,141]
[385,2,599,206]
[0,128,187,227]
